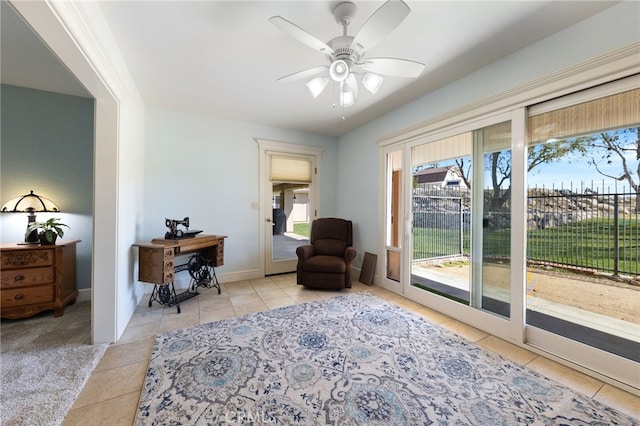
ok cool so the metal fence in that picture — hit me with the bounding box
[412,187,471,260]
[528,189,639,276]
[412,184,640,276]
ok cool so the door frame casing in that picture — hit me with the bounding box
[256,139,323,276]
[379,143,405,294]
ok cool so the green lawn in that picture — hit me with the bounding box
[527,218,639,275]
[413,217,639,276]
[293,222,310,238]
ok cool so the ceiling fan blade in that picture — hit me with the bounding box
[277,65,328,82]
[269,16,334,55]
[351,0,410,51]
[361,57,424,78]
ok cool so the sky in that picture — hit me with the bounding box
[417,129,639,195]
[527,131,638,194]
[527,155,632,194]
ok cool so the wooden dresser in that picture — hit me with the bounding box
[0,240,79,319]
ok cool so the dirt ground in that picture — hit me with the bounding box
[419,261,640,325]
[524,267,639,324]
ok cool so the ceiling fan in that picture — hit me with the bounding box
[269,0,425,108]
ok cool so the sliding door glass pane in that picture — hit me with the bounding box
[526,88,640,361]
[480,122,512,317]
[411,133,472,304]
[410,121,512,318]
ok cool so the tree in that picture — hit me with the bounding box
[454,138,588,210]
[584,127,640,210]
[527,138,589,173]
[487,151,511,210]
[454,158,472,189]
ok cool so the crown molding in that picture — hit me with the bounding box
[380,42,640,147]
[46,0,136,103]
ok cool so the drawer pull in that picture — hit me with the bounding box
[15,275,25,282]
[14,294,24,300]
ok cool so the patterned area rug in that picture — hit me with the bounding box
[137,293,637,425]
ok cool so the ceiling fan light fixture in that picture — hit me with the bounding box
[329,59,350,82]
[305,76,329,98]
[362,72,383,94]
[340,83,355,107]
[271,0,421,112]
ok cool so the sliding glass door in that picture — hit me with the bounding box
[380,76,639,389]
[526,87,640,362]
[408,120,512,318]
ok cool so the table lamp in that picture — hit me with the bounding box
[1,190,60,243]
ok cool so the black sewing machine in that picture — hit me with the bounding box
[164,217,202,239]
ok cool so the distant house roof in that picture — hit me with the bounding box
[414,166,454,184]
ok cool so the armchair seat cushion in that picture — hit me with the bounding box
[303,255,347,274]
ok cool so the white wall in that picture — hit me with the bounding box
[143,107,337,284]
[117,99,146,336]
[336,1,640,271]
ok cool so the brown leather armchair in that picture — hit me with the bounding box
[296,218,357,289]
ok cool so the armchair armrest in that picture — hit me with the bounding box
[296,244,314,261]
[344,247,357,263]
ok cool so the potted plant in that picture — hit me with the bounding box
[25,217,69,245]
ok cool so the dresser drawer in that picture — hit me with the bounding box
[163,261,174,283]
[1,286,54,308]
[1,266,55,289]
[164,248,174,260]
[1,249,54,268]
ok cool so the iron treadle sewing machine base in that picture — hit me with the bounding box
[148,253,220,313]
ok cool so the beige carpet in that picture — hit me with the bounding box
[1,301,108,426]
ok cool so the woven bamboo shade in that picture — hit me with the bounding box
[411,121,510,167]
[528,88,640,144]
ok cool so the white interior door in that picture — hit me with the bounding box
[258,140,321,276]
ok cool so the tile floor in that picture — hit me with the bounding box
[63,274,640,424]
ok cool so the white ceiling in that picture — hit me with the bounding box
[2,1,617,137]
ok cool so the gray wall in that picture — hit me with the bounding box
[1,84,94,290]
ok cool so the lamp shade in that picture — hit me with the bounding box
[1,190,59,213]
[362,72,383,94]
[329,59,350,82]
[305,76,329,98]
[340,83,355,108]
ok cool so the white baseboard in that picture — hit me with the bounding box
[138,267,382,293]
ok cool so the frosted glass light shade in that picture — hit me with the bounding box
[305,76,329,98]
[329,59,350,82]
[340,83,355,107]
[362,72,383,94]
